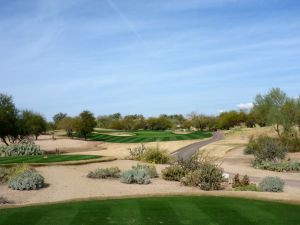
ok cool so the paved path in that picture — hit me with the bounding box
[172,131,223,161]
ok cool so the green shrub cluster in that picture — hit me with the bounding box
[131,164,158,178]
[0,143,43,157]
[0,165,30,184]
[231,174,260,191]
[245,136,287,163]
[161,164,185,181]
[120,164,158,184]
[128,144,172,164]
[258,176,284,192]
[234,184,260,191]
[120,168,151,185]
[161,154,224,191]
[8,169,44,190]
[254,160,300,172]
[87,167,121,179]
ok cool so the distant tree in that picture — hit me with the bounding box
[74,111,96,140]
[146,116,172,130]
[58,117,75,137]
[21,111,47,140]
[53,112,67,127]
[217,111,246,130]
[111,113,122,120]
[188,113,210,131]
[0,93,19,145]
[97,115,113,128]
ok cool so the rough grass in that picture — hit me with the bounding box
[0,155,101,165]
[0,196,299,225]
[87,130,212,143]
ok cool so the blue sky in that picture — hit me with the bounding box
[0,0,300,120]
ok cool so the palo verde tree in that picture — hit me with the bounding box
[74,111,96,140]
[252,88,297,137]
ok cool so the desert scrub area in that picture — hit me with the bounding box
[86,130,212,143]
[1,196,300,225]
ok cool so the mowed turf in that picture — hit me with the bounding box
[0,155,100,165]
[87,130,213,143]
[0,196,299,225]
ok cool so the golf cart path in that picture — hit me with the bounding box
[172,131,224,160]
[172,132,300,189]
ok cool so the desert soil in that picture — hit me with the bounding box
[1,128,300,206]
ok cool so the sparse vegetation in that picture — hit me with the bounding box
[254,160,300,172]
[0,142,43,157]
[259,176,285,192]
[161,164,185,181]
[87,167,121,179]
[8,168,44,191]
[127,144,172,164]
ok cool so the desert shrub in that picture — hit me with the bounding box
[180,161,223,191]
[131,164,158,178]
[0,197,12,204]
[0,165,30,184]
[127,144,147,160]
[253,160,300,172]
[120,168,151,185]
[232,174,241,188]
[162,164,185,181]
[251,136,287,164]
[177,154,202,173]
[235,184,260,192]
[0,143,43,157]
[127,144,172,164]
[244,136,257,155]
[241,175,250,186]
[141,146,172,164]
[87,167,121,179]
[8,169,44,190]
[0,167,10,184]
[280,131,300,153]
[259,176,284,192]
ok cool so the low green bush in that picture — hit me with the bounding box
[259,176,284,192]
[141,146,172,164]
[162,164,185,181]
[249,136,287,164]
[180,161,223,191]
[131,164,158,178]
[0,165,30,184]
[0,167,10,184]
[120,168,151,185]
[8,169,44,190]
[254,160,300,172]
[235,184,260,192]
[244,136,257,155]
[0,143,43,157]
[87,167,121,179]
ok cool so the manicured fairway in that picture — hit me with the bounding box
[0,196,300,225]
[0,155,100,165]
[87,130,213,143]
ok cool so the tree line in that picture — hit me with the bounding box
[1,88,300,144]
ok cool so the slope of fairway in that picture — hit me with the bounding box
[0,155,100,165]
[0,196,299,225]
[87,130,212,143]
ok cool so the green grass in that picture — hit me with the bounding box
[0,155,101,165]
[0,196,299,225]
[86,130,213,143]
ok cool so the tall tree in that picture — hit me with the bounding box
[58,117,75,137]
[0,94,19,145]
[53,112,67,127]
[74,111,96,140]
[20,110,47,140]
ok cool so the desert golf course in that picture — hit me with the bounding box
[0,155,101,165]
[0,196,299,225]
[86,130,212,143]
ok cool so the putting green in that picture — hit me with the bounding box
[0,155,101,165]
[86,130,212,143]
[0,196,299,225]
